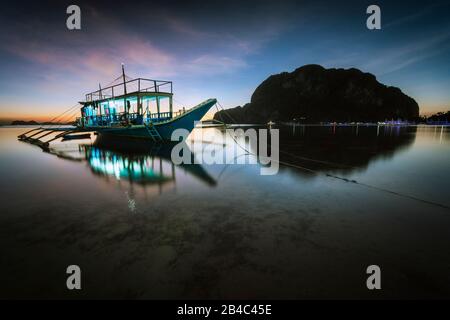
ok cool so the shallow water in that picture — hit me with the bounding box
[0,125,449,299]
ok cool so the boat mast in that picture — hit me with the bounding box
[121,63,128,121]
[98,83,103,121]
[98,83,103,99]
[121,63,127,95]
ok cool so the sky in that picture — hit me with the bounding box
[0,0,449,123]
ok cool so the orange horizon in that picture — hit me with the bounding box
[0,115,78,122]
[1,106,448,123]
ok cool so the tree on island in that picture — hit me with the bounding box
[425,111,450,124]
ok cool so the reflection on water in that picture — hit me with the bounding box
[59,125,418,188]
[259,124,417,175]
[84,138,216,189]
[87,147,175,184]
[1,125,450,299]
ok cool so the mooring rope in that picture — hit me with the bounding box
[212,101,450,210]
[53,108,81,130]
[41,103,80,128]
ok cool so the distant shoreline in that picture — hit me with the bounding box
[1,122,448,128]
[7,120,74,126]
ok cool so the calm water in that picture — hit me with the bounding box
[0,125,449,299]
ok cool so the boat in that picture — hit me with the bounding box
[18,65,217,148]
[76,65,217,141]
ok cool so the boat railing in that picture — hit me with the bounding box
[148,112,172,122]
[76,98,214,128]
[77,110,179,128]
[85,78,173,103]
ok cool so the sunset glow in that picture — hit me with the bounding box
[0,0,449,124]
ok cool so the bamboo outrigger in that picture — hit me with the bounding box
[18,65,217,149]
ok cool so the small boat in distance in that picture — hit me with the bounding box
[76,64,217,141]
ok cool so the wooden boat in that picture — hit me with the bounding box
[18,65,217,148]
[76,65,217,141]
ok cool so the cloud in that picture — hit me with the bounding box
[362,32,450,76]
[3,22,177,78]
[185,54,247,75]
[384,3,447,29]
[1,10,268,80]
[161,5,288,55]
[164,15,214,40]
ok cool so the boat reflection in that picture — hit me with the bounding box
[51,125,418,187]
[84,135,217,188]
[85,146,176,186]
[43,133,215,195]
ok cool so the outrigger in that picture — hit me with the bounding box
[18,65,217,149]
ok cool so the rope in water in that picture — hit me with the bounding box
[213,101,450,210]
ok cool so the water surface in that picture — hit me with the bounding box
[1,125,449,299]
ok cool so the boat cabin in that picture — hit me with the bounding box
[77,76,175,128]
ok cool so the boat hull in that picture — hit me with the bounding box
[89,98,216,141]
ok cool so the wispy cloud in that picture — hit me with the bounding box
[384,3,447,29]
[362,32,450,76]
[1,6,285,82]
[185,55,247,75]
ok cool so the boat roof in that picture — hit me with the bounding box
[82,78,173,105]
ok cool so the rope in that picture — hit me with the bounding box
[102,74,133,88]
[47,71,134,130]
[216,101,356,169]
[212,101,450,210]
[56,108,81,128]
[41,103,80,128]
[214,103,252,154]
[173,98,188,111]
[325,173,450,209]
[23,70,135,141]
[216,101,238,124]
